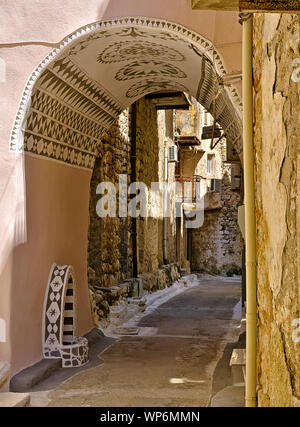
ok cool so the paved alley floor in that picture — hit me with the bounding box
[30,276,242,407]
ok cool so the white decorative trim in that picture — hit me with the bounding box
[25,151,94,172]
[42,263,89,368]
[10,16,242,166]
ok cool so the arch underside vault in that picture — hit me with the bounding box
[10,18,242,170]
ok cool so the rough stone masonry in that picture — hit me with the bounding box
[253,13,300,407]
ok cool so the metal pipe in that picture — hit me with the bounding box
[163,145,168,264]
[240,12,257,408]
[130,102,138,278]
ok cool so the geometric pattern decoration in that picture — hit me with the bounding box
[60,337,89,369]
[42,263,89,368]
[97,40,186,64]
[10,17,243,169]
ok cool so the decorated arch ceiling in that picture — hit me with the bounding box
[10,17,243,170]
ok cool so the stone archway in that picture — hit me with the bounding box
[8,17,243,373]
[10,17,242,163]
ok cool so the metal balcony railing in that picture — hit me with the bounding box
[175,174,203,202]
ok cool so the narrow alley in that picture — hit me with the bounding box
[1,0,299,410]
[29,275,243,407]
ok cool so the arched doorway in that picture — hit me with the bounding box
[9,17,242,374]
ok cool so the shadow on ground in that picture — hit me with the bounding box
[210,330,246,406]
[10,329,115,392]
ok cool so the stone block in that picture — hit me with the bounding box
[88,267,96,282]
[0,360,10,392]
[0,392,31,407]
[109,303,128,324]
[230,349,246,385]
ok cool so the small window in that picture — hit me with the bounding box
[201,107,208,127]
[207,154,215,176]
[231,164,241,190]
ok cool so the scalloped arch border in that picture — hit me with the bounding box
[9,16,242,153]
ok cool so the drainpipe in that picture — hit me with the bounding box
[163,144,168,264]
[240,13,257,407]
[130,102,138,278]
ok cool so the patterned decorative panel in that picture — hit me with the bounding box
[42,263,89,368]
[10,17,243,168]
[60,337,89,368]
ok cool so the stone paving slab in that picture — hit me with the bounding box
[211,385,245,407]
[0,392,30,407]
[29,277,242,407]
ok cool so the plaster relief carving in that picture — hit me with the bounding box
[10,18,242,169]
[126,79,189,98]
[115,61,187,81]
[97,40,185,64]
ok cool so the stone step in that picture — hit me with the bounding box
[0,360,10,392]
[230,348,246,385]
[10,328,103,392]
[210,385,245,407]
[114,327,140,336]
[128,297,146,306]
[0,392,30,407]
[109,304,128,324]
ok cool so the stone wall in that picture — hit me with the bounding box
[157,109,178,266]
[136,98,162,273]
[253,13,300,407]
[136,100,179,273]
[87,98,185,326]
[88,110,131,288]
[176,104,243,275]
[191,155,242,275]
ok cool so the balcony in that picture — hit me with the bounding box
[175,175,223,211]
[175,135,202,148]
[175,174,202,204]
[146,91,192,110]
[201,125,222,140]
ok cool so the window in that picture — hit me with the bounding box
[231,164,241,190]
[201,106,207,127]
[207,154,215,176]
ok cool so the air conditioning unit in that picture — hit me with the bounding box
[168,144,178,162]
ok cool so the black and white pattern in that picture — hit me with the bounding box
[97,40,185,64]
[10,17,242,168]
[60,337,89,368]
[115,61,187,82]
[42,263,89,368]
[126,79,189,98]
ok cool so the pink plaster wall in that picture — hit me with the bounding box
[0,0,242,374]
[0,1,241,47]
[10,156,93,374]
